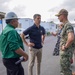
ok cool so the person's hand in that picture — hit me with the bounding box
[28,42,35,47]
[23,54,28,61]
[61,45,66,51]
[51,32,57,36]
[41,41,44,46]
[51,32,53,35]
[42,41,44,44]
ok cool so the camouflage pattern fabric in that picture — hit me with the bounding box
[53,29,62,56]
[60,21,74,75]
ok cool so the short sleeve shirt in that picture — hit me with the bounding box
[23,24,45,49]
[60,21,74,47]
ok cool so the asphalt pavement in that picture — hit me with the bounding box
[0,36,75,75]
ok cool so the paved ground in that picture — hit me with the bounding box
[0,36,75,75]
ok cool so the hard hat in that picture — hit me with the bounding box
[5,12,18,20]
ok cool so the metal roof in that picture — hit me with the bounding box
[0,12,6,18]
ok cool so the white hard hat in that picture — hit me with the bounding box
[5,12,18,20]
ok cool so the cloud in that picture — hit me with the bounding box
[0,0,11,12]
[69,9,75,22]
[48,0,75,23]
[0,0,10,4]
[62,0,75,11]
[0,0,26,18]
[49,0,75,12]
[0,0,75,23]
[11,5,26,18]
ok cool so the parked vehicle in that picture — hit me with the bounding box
[15,28,29,39]
[15,28,25,35]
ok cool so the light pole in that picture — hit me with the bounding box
[0,12,5,34]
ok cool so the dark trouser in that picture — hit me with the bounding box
[53,41,60,56]
[2,58,24,75]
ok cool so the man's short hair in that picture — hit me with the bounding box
[6,19,13,24]
[33,14,41,19]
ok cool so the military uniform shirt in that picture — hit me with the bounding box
[60,21,74,75]
[60,21,74,48]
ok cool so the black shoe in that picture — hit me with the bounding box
[53,52,56,56]
[55,52,59,56]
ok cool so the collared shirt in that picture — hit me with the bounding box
[60,21,74,51]
[0,24,24,58]
[23,24,45,49]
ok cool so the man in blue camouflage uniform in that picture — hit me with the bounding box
[55,9,74,75]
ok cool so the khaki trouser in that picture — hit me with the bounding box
[28,47,42,75]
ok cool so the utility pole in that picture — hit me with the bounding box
[0,12,5,34]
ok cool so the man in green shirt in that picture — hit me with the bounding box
[0,12,28,75]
